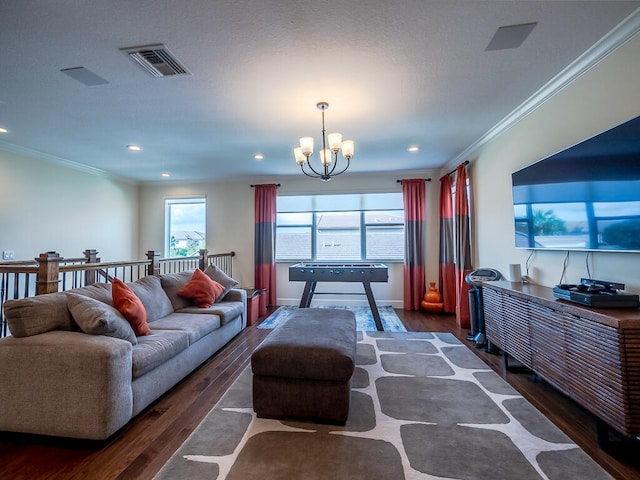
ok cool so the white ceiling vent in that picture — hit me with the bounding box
[121,44,191,78]
[486,23,537,51]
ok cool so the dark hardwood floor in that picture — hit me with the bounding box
[1,308,639,479]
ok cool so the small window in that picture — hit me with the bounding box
[165,197,206,258]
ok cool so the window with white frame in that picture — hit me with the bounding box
[275,193,405,262]
[165,197,206,257]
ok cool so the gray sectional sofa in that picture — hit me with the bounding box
[0,267,246,440]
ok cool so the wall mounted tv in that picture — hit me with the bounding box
[512,114,640,252]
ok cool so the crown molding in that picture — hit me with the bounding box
[442,7,640,176]
[0,140,137,184]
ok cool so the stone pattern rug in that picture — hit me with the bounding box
[154,332,612,480]
[258,305,407,332]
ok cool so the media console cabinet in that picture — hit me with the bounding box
[482,280,640,445]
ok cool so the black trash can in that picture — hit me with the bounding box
[465,268,501,349]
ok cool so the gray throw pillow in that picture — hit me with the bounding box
[160,270,194,310]
[128,275,174,322]
[66,292,138,345]
[204,265,238,302]
[4,292,78,337]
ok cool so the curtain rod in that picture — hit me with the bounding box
[250,184,281,188]
[396,178,432,184]
[446,160,469,177]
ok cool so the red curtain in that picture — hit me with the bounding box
[254,184,277,307]
[402,179,426,310]
[438,174,456,313]
[439,164,473,328]
[454,164,473,328]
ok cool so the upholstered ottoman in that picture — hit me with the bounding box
[251,308,357,424]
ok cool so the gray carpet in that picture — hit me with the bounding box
[154,332,612,480]
[258,305,407,332]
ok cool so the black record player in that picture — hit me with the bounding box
[553,278,639,308]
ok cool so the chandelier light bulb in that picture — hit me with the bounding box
[342,140,354,159]
[300,137,314,156]
[319,149,332,166]
[328,132,342,152]
[293,147,306,165]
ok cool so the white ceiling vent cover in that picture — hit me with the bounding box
[121,44,191,78]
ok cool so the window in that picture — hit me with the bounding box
[316,211,361,261]
[276,212,313,259]
[275,193,405,262]
[165,197,206,257]
[364,211,405,260]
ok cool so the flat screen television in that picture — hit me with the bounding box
[512,114,640,252]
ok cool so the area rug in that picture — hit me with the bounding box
[258,305,407,332]
[153,332,612,480]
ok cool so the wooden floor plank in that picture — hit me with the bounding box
[0,308,638,479]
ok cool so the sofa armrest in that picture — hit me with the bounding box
[223,287,246,304]
[0,331,133,440]
[221,288,247,328]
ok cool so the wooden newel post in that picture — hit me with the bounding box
[84,249,99,285]
[146,250,161,276]
[199,249,208,271]
[36,251,62,295]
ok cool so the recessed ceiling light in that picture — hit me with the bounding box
[254,153,264,160]
[0,127,8,134]
[127,144,142,151]
[408,146,420,152]
[161,173,170,177]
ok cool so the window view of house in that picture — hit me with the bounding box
[275,193,404,262]
[165,197,206,257]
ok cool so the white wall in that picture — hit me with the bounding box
[471,32,640,292]
[139,169,440,308]
[0,149,139,261]
[138,180,255,288]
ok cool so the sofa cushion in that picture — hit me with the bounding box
[177,301,243,325]
[66,292,138,345]
[4,292,78,337]
[112,278,150,336]
[177,269,224,308]
[71,282,114,306]
[128,276,174,322]
[160,270,194,311]
[204,265,239,302]
[150,312,221,344]
[131,329,190,379]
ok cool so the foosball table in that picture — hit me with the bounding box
[288,263,389,331]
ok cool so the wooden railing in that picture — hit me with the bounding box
[0,249,235,337]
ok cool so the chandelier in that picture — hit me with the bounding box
[293,102,354,181]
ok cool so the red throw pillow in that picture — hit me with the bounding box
[112,278,150,336]
[177,268,225,308]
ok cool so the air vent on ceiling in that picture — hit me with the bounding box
[61,66,109,86]
[121,44,191,78]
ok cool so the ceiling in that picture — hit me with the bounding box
[1,1,639,184]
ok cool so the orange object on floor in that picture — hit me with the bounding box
[421,282,444,312]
